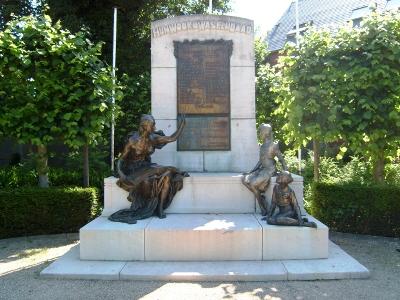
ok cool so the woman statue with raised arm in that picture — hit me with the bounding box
[109,114,188,224]
[242,124,287,216]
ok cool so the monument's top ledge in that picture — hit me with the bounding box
[151,15,254,39]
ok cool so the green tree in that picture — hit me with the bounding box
[45,0,231,77]
[44,0,232,152]
[0,0,43,29]
[254,38,286,142]
[275,11,400,183]
[331,12,400,182]
[0,14,122,187]
[274,29,342,181]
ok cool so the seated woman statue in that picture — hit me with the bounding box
[242,124,287,216]
[109,114,189,224]
[267,171,317,228]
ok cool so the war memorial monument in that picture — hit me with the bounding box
[41,14,369,281]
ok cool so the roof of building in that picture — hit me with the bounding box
[267,0,390,52]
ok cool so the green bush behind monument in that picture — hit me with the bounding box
[0,187,100,239]
[310,183,400,237]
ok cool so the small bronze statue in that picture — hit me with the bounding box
[109,114,189,224]
[242,124,288,216]
[266,171,317,228]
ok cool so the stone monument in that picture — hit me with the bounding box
[40,14,370,281]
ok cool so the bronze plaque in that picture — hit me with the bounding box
[175,40,232,151]
[177,116,230,151]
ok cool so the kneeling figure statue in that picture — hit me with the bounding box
[267,171,317,228]
[109,114,188,224]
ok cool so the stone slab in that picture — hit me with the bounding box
[167,173,255,213]
[103,177,129,217]
[151,15,255,68]
[120,260,287,281]
[256,215,329,260]
[145,214,262,261]
[102,173,305,217]
[151,68,177,119]
[102,174,256,216]
[80,217,152,261]
[230,66,255,119]
[41,242,369,281]
[283,241,370,280]
[40,245,125,280]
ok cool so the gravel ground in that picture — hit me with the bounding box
[0,232,399,300]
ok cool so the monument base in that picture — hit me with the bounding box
[40,241,369,281]
[80,214,328,261]
[102,173,306,216]
[41,174,369,281]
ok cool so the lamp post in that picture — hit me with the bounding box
[295,0,301,174]
[111,7,117,171]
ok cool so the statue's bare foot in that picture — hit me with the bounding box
[158,213,166,219]
[303,221,317,228]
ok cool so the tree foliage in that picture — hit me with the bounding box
[274,11,400,182]
[45,0,231,76]
[1,1,232,154]
[0,14,122,186]
[0,0,42,29]
[254,38,286,143]
[44,0,231,152]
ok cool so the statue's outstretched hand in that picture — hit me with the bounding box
[178,114,186,128]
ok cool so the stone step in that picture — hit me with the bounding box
[41,242,370,281]
[102,173,305,216]
[80,214,328,261]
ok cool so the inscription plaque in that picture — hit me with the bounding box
[175,40,233,151]
[177,116,230,151]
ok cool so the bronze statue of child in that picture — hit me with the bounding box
[242,124,287,216]
[266,171,317,228]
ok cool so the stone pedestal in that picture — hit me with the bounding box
[79,213,328,262]
[151,15,258,172]
[102,173,306,217]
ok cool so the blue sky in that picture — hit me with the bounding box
[229,0,293,37]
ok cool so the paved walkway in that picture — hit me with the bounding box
[0,232,399,300]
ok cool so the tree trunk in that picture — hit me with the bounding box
[373,152,385,183]
[313,139,320,182]
[36,145,49,188]
[83,143,89,187]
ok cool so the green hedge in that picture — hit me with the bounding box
[0,166,108,190]
[0,187,100,238]
[310,183,400,237]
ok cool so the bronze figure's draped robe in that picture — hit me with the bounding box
[109,115,188,224]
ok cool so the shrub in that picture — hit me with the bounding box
[0,187,100,238]
[310,182,400,237]
[0,166,109,190]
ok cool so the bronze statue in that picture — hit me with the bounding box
[266,171,317,228]
[242,124,288,216]
[109,114,189,224]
